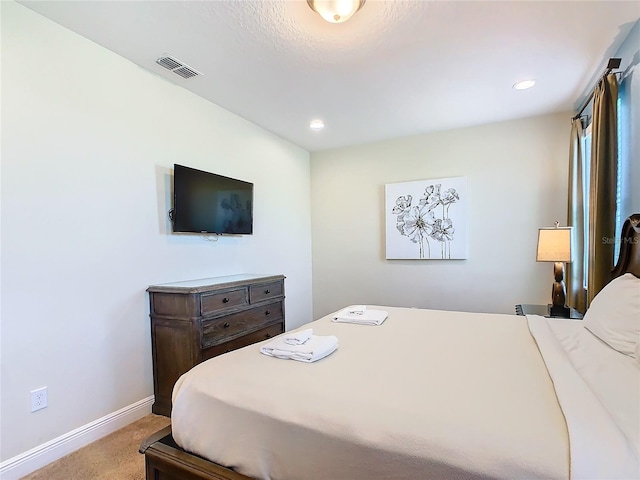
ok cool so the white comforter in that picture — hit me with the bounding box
[171,306,639,480]
[528,315,639,480]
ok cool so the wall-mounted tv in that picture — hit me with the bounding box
[172,164,253,235]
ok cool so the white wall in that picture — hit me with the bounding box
[311,112,570,318]
[1,1,312,462]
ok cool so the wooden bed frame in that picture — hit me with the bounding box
[140,214,640,480]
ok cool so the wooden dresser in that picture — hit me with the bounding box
[147,274,285,416]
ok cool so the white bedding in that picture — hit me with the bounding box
[171,306,639,480]
[528,315,640,479]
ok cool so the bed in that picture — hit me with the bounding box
[140,214,640,480]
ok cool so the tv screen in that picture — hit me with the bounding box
[172,164,253,235]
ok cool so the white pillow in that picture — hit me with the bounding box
[583,273,640,357]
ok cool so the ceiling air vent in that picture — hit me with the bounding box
[156,55,201,79]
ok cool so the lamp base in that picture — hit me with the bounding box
[549,304,571,318]
[549,262,569,318]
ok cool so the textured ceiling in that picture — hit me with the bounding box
[19,1,640,152]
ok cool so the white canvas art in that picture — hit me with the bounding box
[385,176,468,260]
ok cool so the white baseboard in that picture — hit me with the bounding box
[0,395,154,480]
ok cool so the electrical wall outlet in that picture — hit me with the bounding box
[30,387,48,412]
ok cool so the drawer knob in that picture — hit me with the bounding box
[265,310,271,316]
[222,297,229,303]
[265,289,270,294]
[223,322,230,328]
[265,333,272,339]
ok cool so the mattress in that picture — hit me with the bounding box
[172,307,550,479]
[171,306,639,480]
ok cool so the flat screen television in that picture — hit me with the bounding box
[172,164,253,235]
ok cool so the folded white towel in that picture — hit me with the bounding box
[284,328,313,345]
[332,307,388,326]
[347,305,367,315]
[260,335,339,363]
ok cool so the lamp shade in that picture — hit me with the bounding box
[536,227,573,262]
[307,0,366,23]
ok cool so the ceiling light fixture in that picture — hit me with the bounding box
[513,79,536,90]
[309,119,325,130]
[307,0,366,23]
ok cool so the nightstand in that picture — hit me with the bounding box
[515,304,583,319]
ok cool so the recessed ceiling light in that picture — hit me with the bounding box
[309,119,325,130]
[513,79,536,90]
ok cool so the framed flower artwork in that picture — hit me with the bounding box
[385,176,468,260]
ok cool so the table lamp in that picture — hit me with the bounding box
[536,222,573,317]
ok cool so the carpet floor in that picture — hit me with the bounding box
[20,414,171,480]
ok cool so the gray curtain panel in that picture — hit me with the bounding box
[566,118,586,313]
[587,73,619,305]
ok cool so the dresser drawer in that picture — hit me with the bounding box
[202,301,283,348]
[201,288,248,315]
[202,322,284,360]
[249,281,283,304]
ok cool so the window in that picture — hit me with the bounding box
[615,87,629,261]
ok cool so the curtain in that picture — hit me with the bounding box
[587,73,619,304]
[566,118,586,312]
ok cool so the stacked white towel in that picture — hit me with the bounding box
[332,306,388,326]
[346,305,367,315]
[260,333,338,363]
[283,328,313,345]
